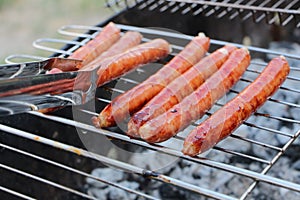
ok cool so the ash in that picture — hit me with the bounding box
[86,42,300,199]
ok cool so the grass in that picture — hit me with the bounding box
[0,0,113,63]
[0,0,11,9]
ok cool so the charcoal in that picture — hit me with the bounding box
[159,183,185,200]
[292,160,300,171]
[85,38,300,200]
[86,168,124,188]
[107,188,128,200]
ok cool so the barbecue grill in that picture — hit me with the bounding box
[1,0,300,199]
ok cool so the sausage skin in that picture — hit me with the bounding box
[96,38,171,86]
[139,48,250,143]
[68,22,120,68]
[45,31,143,95]
[92,33,210,128]
[127,45,237,138]
[182,56,290,156]
[49,31,142,74]
[81,31,143,71]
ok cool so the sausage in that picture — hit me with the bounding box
[139,48,251,143]
[96,38,171,86]
[127,45,237,138]
[49,31,142,74]
[182,56,290,156]
[68,22,120,68]
[44,31,143,95]
[80,31,143,71]
[92,33,210,128]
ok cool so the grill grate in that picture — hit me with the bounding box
[1,24,300,199]
[105,0,300,27]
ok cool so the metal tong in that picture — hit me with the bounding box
[0,57,98,116]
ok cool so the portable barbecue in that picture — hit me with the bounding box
[1,1,300,199]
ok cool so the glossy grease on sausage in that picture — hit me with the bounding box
[93,34,210,128]
[81,31,143,71]
[139,48,250,143]
[69,22,120,67]
[96,38,170,86]
[182,56,290,156]
[127,45,237,138]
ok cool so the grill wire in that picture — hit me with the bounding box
[105,0,300,27]
[1,23,300,200]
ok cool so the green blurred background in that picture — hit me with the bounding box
[0,0,113,63]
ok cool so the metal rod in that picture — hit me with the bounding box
[27,112,300,193]
[0,143,159,200]
[178,134,272,164]
[47,24,300,61]
[0,123,236,200]
[166,0,300,15]
[268,0,299,25]
[0,163,96,200]
[228,88,300,109]
[0,186,36,200]
[96,94,298,138]
[227,0,256,20]
[240,128,300,199]
[2,22,300,199]
[229,134,282,151]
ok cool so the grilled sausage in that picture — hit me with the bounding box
[1,37,164,100]
[139,48,250,143]
[96,38,171,86]
[127,45,237,138]
[45,31,143,95]
[49,31,142,74]
[80,31,143,71]
[92,33,210,128]
[182,56,290,156]
[68,22,120,68]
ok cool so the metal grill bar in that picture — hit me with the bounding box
[23,112,300,193]
[240,128,300,200]
[170,0,300,14]
[0,163,96,200]
[176,134,273,164]
[0,186,36,200]
[229,134,282,151]
[97,84,297,146]
[2,23,300,199]
[54,24,300,61]
[0,124,237,200]
[97,92,295,145]
[227,0,256,20]
[105,0,300,27]
[99,84,298,141]
[0,144,159,200]
[98,77,300,133]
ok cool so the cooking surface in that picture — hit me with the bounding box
[1,1,300,199]
[1,23,300,199]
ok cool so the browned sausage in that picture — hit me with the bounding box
[49,31,142,74]
[127,45,237,138]
[182,56,290,156]
[92,33,210,128]
[80,31,143,71]
[44,31,143,95]
[68,22,120,68]
[139,48,250,143]
[0,36,163,100]
[96,38,171,86]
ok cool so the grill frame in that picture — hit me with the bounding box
[105,0,300,27]
[1,2,300,200]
